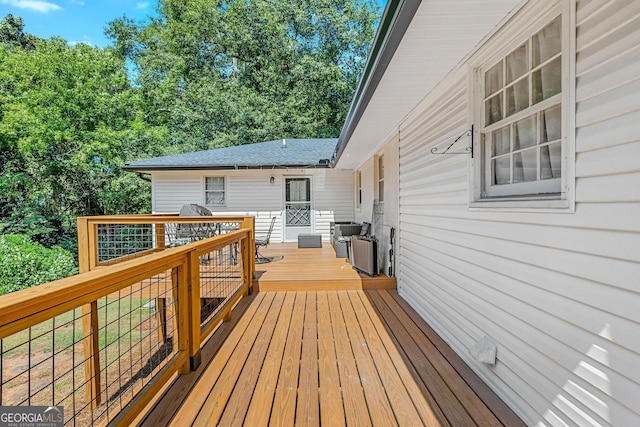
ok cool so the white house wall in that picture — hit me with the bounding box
[353,138,400,275]
[355,157,375,224]
[151,168,354,242]
[390,0,640,425]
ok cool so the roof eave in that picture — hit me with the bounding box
[331,0,421,167]
[123,163,333,172]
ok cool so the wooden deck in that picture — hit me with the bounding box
[142,290,524,427]
[255,243,396,291]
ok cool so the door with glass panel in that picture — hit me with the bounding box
[284,177,312,241]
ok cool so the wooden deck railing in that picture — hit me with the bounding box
[0,225,254,426]
[76,214,255,272]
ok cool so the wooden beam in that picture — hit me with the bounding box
[187,252,201,370]
[156,298,168,344]
[82,301,101,408]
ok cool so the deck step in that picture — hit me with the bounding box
[254,243,396,291]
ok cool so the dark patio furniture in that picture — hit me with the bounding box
[255,217,276,264]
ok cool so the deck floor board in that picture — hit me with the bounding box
[143,290,524,427]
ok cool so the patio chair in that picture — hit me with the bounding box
[255,217,276,264]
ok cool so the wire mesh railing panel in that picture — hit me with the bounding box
[1,308,95,426]
[93,272,178,424]
[96,221,244,265]
[97,224,155,263]
[0,272,178,426]
[198,242,245,329]
[163,221,242,249]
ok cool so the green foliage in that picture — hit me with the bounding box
[0,14,37,50]
[0,22,168,248]
[107,0,379,149]
[0,234,77,294]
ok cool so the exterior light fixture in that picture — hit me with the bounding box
[270,176,275,184]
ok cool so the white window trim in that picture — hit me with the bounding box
[377,154,385,203]
[468,0,576,213]
[203,175,227,207]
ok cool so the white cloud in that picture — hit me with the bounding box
[135,1,149,9]
[1,0,62,13]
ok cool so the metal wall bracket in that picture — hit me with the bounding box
[431,125,474,157]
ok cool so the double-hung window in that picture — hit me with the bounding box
[477,15,565,202]
[204,176,225,206]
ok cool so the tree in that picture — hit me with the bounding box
[0,14,37,50]
[107,0,379,150]
[0,28,168,249]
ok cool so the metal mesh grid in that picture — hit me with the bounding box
[96,221,243,264]
[198,242,245,329]
[0,272,178,426]
[97,224,154,263]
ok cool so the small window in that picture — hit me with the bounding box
[377,155,385,202]
[479,15,563,199]
[204,176,225,206]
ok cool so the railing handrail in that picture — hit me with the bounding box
[80,214,250,224]
[0,228,251,340]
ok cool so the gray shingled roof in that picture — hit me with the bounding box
[123,138,338,171]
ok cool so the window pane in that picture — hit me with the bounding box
[533,57,561,104]
[541,104,561,143]
[513,149,537,183]
[493,156,511,185]
[540,142,561,179]
[206,177,224,191]
[532,16,561,67]
[485,61,503,97]
[206,191,224,205]
[492,126,511,156]
[506,44,528,84]
[514,115,537,150]
[485,94,503,126]
[506,78,530,117]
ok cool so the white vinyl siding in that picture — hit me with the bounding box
[397,1,640,426]
[151,169,353,242]
[313,169,355,240]
[153,175,202,213]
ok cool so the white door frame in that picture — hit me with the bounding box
[283,176,313,242]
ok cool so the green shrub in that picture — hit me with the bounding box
[0,234,77,295]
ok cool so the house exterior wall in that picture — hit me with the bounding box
[151,168,354,242]
[353,138,399,275]
[364,0,639,425]
[355,157,375,224]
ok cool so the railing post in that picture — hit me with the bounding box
[77,217,91,273]
[82,301,101,408]
[241,217,255,294]
[187,251,202,371]
[155,223,166,251]
[78,217,102,408]
[242,236,252,297]
[156,298,167,344]
[173,264,191,374]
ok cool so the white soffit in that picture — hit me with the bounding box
[337,0,524,170]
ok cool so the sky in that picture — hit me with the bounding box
[0,0,155,47]
[1,0,387,48]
